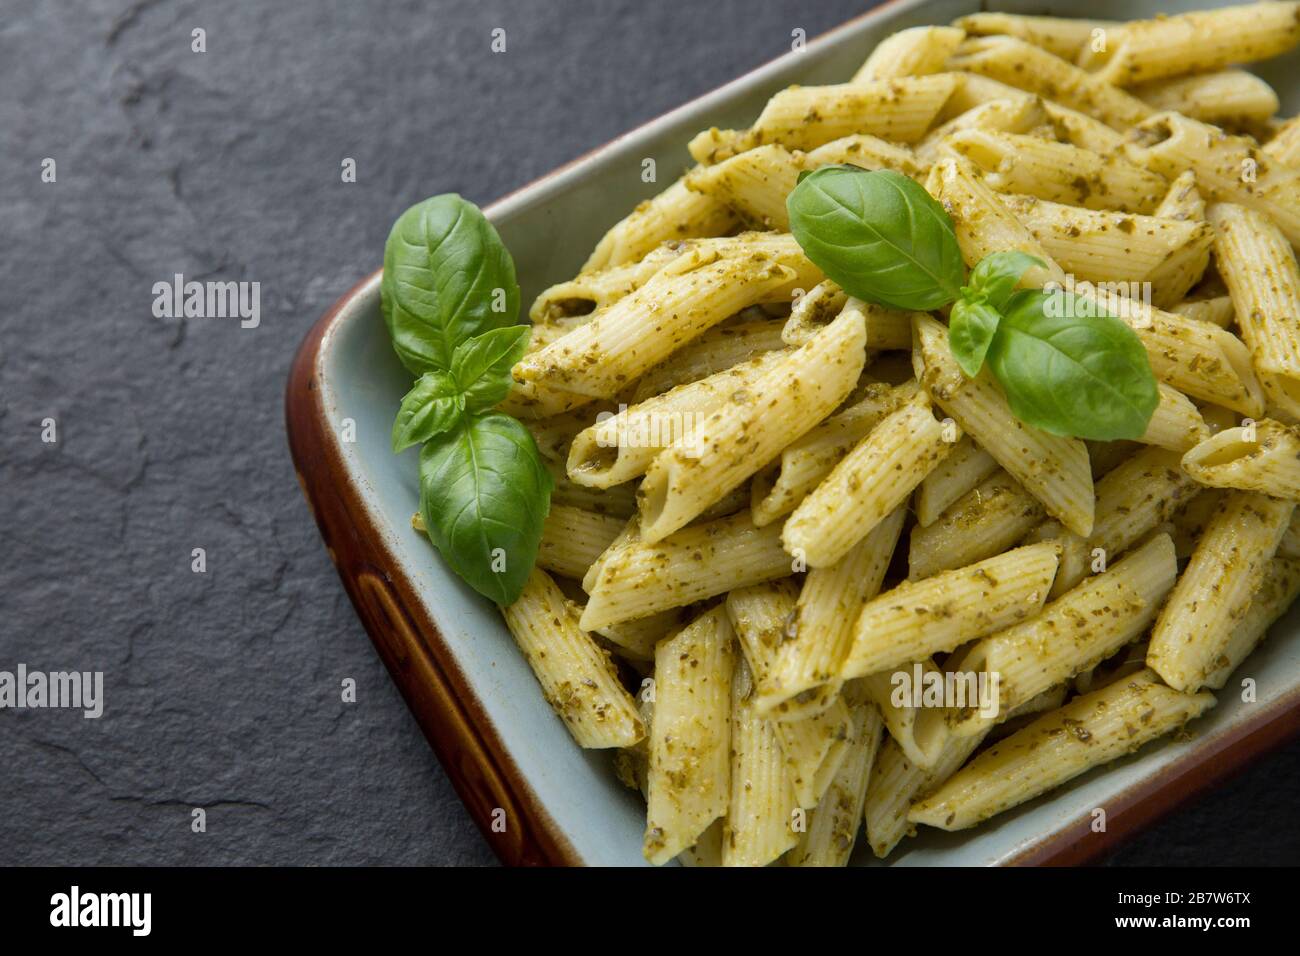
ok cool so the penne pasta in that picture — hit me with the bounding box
[582,174,737,273]
[1077,3,1300,87]
[580,511,793,630]
[765,506,906,710]
[783,391,957,567]
[910,669,1215,830]
[948,533,1178,739]
[908,470,1046,579]
[913,314,1095,536]
[644,605,735,864]
[1147,492,1294,692]
[688,75,959,164]
[785,697,882,867]
[501,569,646,749]
[637,304,867,542]
[853,25,966,83]
[1182,419,1300,498]
[750,380,918,527]
[723,657,800,866]
[952,12,1115,61]
[1209,203,1300,419]
[1127,114,1300,249]
[843,542,1061,678]
[913,435,999,527]
[946,36,1152,129]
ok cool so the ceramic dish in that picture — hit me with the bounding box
[286,0,1300,865]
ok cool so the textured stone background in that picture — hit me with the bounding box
[1,0,1296,866]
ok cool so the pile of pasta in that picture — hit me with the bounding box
[495,2,1300,865]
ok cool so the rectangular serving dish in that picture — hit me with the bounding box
[286,0,1300,865]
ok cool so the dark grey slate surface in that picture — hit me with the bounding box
[1,0,1295,867]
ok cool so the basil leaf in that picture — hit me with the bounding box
[949,298,1003,378]
[965,251,1046,313]
[986,289,1159,441]
[450,326,531,414]
[381,194,521,375]
[786,166,964,311]
[392,371,464,452]
[418,414,553,605]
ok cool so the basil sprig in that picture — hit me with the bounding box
[381,195,552,604]
[786,166,1158,441]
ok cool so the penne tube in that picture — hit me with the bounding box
[804,133,922,174]
[910,669,1215,830]
[914,435,999,527]
[1140,384,1211,452]
[1175,296,1234,330]
[677,819,723,868]
[567,349,788,488]
[843,542,1061,678]
[630,318,789,402]
[781,280,848,346]
[783,391,957,568]
[864,724,987,858]
[765,506,906,710]
[580,511,793,630]
[853,25,966,82]
[913,314,1095,536]
[949,533,1178,738]
[644,605,735,864]
[532,243,682,324]
[582,173,737,273]
[596,607,691,663]
[688,75,959,164]
[1127,113,1300,249]
[516,249,798,400]
[1204,557,1300,690]
[785,698,882,867]
[723,657,800,866]
[1182,419,1300,499]
[637,304,867,542]
[1077,3,1300,87]
[1263,115,1300,169]
[1040,100,1127,153]
[1147,492,1295,693]
[501,569,646,749]
[1132,70,1279,127]
[915,96,1047,166]
[750,380,918,526]
[909,470,1046,579]
[773,699,854,809]
[725,580,830,721]
[997,194,1212,288]
[1209,203,1300,419]
[946,36,1152,129]
[952,12,1115,61]
[858,659,951,771]
[1033,445,1200,598]
[686,145,802,230]
[925,158,1067,286]
[945,130,1167,213]
[547,460,637,519]
[785,293,917,350]
[536,504,627,581]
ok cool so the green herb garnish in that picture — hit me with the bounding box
[381,195,552,604]
[787,166,1158,441]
